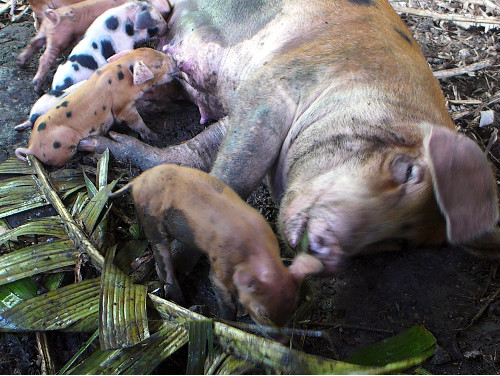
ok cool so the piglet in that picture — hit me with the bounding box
[15,0,168,131]
[50,0,168,93]
[25,0,85,30]
[110,164,323,326]
[16,0,130,91]
[15,81,85,131]
[15,48,176,166]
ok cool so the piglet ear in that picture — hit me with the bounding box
[425,126,498,244]
[233,264,259,293]
[289,253,324,282]
[107,50,133,63]
[132,61,154,85]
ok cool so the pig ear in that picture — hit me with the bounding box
[233,264,259,293]
[135,9,155,29]
[132,61,154,85]
[107,50,133,63]
[425,126,498,244]
[289,253,324,282]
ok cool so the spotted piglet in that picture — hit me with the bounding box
[15,48,176,167]
[15,81,85,131]
[51,0,168,93]
[14,0,168,131]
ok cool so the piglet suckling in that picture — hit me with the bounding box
[111,164,323,326]
[15,48,176,167]
[17,0,130,91]
[15,0,168,131]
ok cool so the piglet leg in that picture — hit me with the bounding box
[153,242,185,304]
[116,105,159,144]
[32,39,63,91]
[79,117,228,171]
[17,33,46,67]
[209,269,237,321]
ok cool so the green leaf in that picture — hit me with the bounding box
[99,245,149,350]
[150,294,431,375]
[96,149,110,191]
[83,172,98,199]
[0,157,35,175]
[0,277,38,314]
[0,216,67,246]
[346,325,436,366]
[42,272,66,291]
[204,351,254,375]
[66,323,188,374]
[0,239,79,285]
[0,278,100,331]
[58,329,100,374]
[187,319,214,374]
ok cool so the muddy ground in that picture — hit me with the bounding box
[0,2,499,374]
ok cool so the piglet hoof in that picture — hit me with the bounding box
[32,79,43,94]
[14,120,32,132]
[16,55,26,67]
[164,283,186,305]
[141,130,160,144]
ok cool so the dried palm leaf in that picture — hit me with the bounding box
[99,245,149,350]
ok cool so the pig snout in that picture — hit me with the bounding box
[279,155,445,275]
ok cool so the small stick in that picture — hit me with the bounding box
[458,286,500,330]
[0,2,11,16]
[448,99,483,105]
[433,58,495,79]
[36,332,56,375]
[11,5,30,22]
[299,320,395,334]
[217,318,327,338]
[391,5,500,27]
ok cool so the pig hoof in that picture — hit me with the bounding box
[142,131,159,144]
[14,121,32,131]
[164,283,185,305]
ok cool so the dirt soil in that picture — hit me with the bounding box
[0,1,499,374]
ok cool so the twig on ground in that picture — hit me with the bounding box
[36,332,56,375]
[434,58,495,79]
[391,5,500,28]
[298,321,395,334]
[458,286,500,330]
[11,5,30,22]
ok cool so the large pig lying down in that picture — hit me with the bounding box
[16,48,176,166]
[111,164,323,326]
[81,0,500,273]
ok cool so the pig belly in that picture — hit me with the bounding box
[164,0,320,122]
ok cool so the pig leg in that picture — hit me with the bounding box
[17,32,46,66]
[115,105,159,143]
[209,269,237,321]
[32,38,64,91]
[79,117,228,171]
[153,241,185,304]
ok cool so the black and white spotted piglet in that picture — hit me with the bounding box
[52,0,168,93]
[16,0,168,131]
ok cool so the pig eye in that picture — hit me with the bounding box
[405,164,423,184]
[391,155,423,185]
